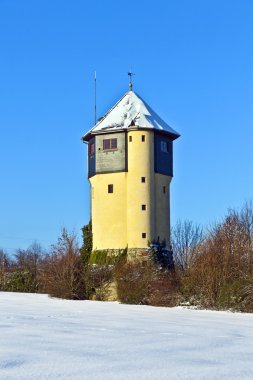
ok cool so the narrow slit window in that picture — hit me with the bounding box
[141,135,145,142]
[108,184,114,193]
[161,141,170,153]
[129,136,132,142]
[141,205,146,211]
[163,186,166,194]
[89,142,95,155]
[141,177,146,183]
[142,233,147,239]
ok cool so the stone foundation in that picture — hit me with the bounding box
[127,248,150,261]
[94,248,151,262]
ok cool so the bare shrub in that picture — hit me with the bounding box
[86,264,113,300]
[148,270,180,307]
[180,203,253,309]
[14,242,45,292]
[241,278,253,312]
[40,229,84,300]
[115,261,153,304]
[0,249,11,290]
[115,261,179,306]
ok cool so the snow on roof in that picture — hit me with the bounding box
[82,91,180,140]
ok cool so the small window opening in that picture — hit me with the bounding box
[129,136,132,142]
[163,186,166,194]
[103,138,117,151]
[142,233,147,239]
[141,135,145,142]
[89,142,95,155]
[141,177,146,183]
[141,205,146,211]
[161,141,170,153]
[108,184,113,193]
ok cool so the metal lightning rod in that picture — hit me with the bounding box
[94,71,97,125]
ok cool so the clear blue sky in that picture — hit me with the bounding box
[1,0,253,253]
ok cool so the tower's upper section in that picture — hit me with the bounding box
[82,91,180,142]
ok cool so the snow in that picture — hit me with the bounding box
[84,91,180,138]
[1,292,253,380]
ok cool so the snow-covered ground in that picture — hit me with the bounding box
[0,293,253,380]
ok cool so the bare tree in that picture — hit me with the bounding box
[0,249,10,290]
[171,220,204,270]
[14,241,45,292]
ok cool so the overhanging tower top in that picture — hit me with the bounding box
[82,90,180,142]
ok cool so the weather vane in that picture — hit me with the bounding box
[128,71,135,91]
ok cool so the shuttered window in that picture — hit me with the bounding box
[103,138,117,150]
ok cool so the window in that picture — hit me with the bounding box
[129,136,132,142]
[89,142,95,155]
[142,233,147,239]
[163,186,166,194]
[141,205,146,211]
[103,138,117,151]
[108,184,113,193]
[141,177,146,183]
[161,141,170,153]
[141,135,145,142]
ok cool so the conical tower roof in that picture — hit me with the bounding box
[82,91,180,141]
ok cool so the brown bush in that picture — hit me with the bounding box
[115,260,179,307]
[115,261,151,304]
[39,229,85,300]
[180,204,253,309]
[148,270,180,307]
[86,264,113,300]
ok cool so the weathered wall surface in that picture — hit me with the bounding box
[95,132,126,173]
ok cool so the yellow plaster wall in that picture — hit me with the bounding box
[89,172,127,250]
[155,173,172,247]
[126,130,155,248]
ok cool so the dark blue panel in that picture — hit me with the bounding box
[154,133,173,176]
[88,137,96,178]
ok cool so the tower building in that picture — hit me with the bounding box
[82,88,180,258]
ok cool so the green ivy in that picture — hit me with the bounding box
[89,247,127,265]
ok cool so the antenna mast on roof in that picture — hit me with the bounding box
[128,71,135,91]
[94,71,97,126]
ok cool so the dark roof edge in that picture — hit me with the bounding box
[82,126,180,142]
